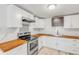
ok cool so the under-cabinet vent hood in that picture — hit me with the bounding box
[22,17,35,23]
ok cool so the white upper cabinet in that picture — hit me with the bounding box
[33,17,45,28]
[64,16,72,28]
[30,17,45,29]
[0,4,34,28]
[64,14,79,28]
[0,5,8,27]
[7,5,23,27]
[71,15,79,28]
[0,4,23,28]
[21,9,34,20]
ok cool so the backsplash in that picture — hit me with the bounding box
[62,28,79,36]
[50,27,79,36]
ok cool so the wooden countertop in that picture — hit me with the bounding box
[0,39,27,52]
[0,34,45,52]
[32,34,79,39]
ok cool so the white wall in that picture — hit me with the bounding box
[0,28,19,43]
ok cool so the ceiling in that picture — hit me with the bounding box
[17,4,79,19]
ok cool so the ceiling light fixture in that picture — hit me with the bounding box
[48,4,57,10]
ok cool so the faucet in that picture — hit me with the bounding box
[56,27,61,36]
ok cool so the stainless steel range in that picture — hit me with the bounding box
[18,32,38,55]
[27,37,38,55]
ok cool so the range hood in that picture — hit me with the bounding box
[22,17,35,23]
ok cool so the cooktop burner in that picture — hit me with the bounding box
[18,32,31,41]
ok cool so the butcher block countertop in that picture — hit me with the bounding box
[32,34,79,39]
[0,39,27,52]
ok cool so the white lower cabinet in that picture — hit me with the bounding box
[38,36,79,55]
[45,37,57,49]
[4,43,27,55]
[38,36,47,50]
[38,36,57,50]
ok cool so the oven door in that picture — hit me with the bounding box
[27,39,38,55]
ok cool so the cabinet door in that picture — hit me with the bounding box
[0,5,8,27]
[7,5,22,27]
[21,9,34,19]
[38,36,50,50]
[38,37,44,50]
[71,15,79,28]
[64,14,79,28]
[56,38,71,51]
[45,37,57,49]
[33,18,45,28]
[64,16,72,28]
[57,38,79,54]
[5,43,27,55]
[25,12,34,19]
[37,19,45,28]
[38,36,58,49]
